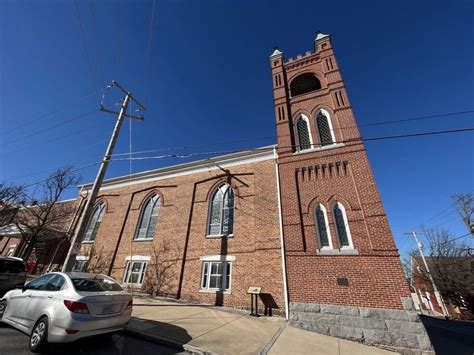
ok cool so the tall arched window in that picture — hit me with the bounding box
[83,202,106,242]
[135,194,161,240]
[315,204,332,249]
[208,184,234,236]
[333,202,353,248]
[316,110,335,146]
[296,116,312,151]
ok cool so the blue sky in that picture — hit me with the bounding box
[0,0,473,258]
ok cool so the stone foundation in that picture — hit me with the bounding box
[289,299,434,354]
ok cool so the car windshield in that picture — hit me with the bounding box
[71,276,123,292]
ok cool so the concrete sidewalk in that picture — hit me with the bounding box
[126,296,398,355]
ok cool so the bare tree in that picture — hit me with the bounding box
[415,228,473,311]
[142,241,179,297]
[0,183,25,227]
[452,193,474,237]
[13,167,80,261]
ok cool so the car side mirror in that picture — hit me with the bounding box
[15,283,25,290]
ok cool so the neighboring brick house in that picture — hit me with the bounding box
[411,256,474,320]
[65,32,431,352]
[0,200,79,274]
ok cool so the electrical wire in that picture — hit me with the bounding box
[0,88,104,136]
[143,0,157,100]
[0,110,97,147]
[111,126,474,159]
[89,0,105,86]
[75,0,97,90]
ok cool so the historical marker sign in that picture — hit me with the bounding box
[247,286,262,294]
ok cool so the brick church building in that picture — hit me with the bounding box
[63,32,431,352]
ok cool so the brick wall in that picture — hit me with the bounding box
[76,157,285,312]
[271,34,411,310]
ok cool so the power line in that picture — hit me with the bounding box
[0,88,103,136]
[112,126,474,159]
[22,162,101,189]
[143,0,157,100]
[357,110,474,129]
[89,0,105,87]
[0,110,96,147]
[75,0,97,90]
[0,124,107,156]
[109,127,474,162]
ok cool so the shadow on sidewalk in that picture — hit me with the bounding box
[128,318,193,349]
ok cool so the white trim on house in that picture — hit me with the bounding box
[315,108,337,145]
[125,255,151,262]
[294,114,313,152]
[332,202,354,249]
[75,255,90,261]
[199,255,235,261]
[78,146,276,192]
[315,203,334,250]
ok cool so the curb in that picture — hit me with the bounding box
[124,328,214,355]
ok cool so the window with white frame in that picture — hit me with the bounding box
[208,184,234,236]
[296,116,312,151]
[123,260,148,285]
[315,110,336,146]
[333,202,353,248]
[82,202,106,242]
[135,194,161,240]
[72,259,88,272]
[315,204,332,249]
[200,261,232,291]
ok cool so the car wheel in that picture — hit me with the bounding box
[0,300,6,320]
[29,316,48,353]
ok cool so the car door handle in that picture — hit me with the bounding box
[47,296,53,299]
[26,295,31,298]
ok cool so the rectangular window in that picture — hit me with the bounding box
[123,261,147,285]
[200,261,231,291]
[72,260,88,272]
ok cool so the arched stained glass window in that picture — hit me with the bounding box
[315,205,331,249]
[334,203,352,248]
[135,194,161,240]
[208,184,234,236]
[316,111,334,146]
[296,117,311,151]
[83,202,106,242]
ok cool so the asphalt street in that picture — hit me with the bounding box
[0,323,187,355]
[420,315,474,355]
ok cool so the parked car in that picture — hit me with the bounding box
[0,272,132,352]
[0,256,27,296]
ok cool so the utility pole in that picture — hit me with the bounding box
[406,231,449,317]
[62,81,145,272]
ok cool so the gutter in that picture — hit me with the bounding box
[274,147,289,320]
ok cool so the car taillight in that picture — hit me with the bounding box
[126,299,133,309]
[64,300,89,314]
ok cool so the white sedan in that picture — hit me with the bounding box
[0,272,132,353]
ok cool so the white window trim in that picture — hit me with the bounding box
[125,255,151,262]
[315,204,333,250]
[82,203,105,243]
[200,259,232,292]
[123,260,148,286]
[206,184,234,237]
[76,255,90,261]
[200,255,236,261]
[333,202,354,249]
[134,195,160,241]
[315,108,337,145]
[294,114,313,152]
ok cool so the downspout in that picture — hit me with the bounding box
[274,146,289,320]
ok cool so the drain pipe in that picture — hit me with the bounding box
[274,147,289,320]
